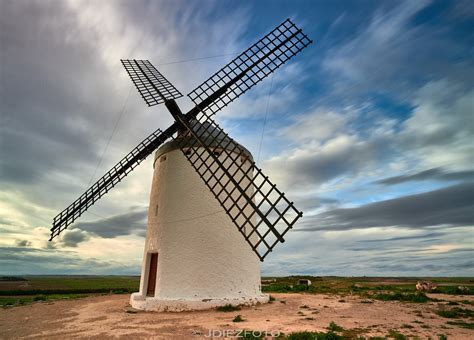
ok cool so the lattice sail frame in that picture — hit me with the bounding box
[173,111,303,261]
[122,59,183,106]
[50,128,170,240]
[188,18,312,117]
[51,19,311,254]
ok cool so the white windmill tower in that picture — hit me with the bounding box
[50,19,311,311]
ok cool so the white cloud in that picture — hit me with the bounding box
[401,79,474,170]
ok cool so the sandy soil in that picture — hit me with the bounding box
[1,293,473,339]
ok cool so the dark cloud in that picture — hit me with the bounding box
[375,167,474,185]
[73,208,147,238]
[370,260,474,274]
[15,240,32,247]
[61,230,90,247]
[268,135,393,188]
[358,232,445,243]
[298,184,474,231]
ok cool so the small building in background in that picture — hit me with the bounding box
[297,279,312,286]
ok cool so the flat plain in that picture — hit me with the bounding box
[1,276,473,339]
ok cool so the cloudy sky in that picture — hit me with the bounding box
[1,0,473,276]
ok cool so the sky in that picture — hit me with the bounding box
[0,0,473,277]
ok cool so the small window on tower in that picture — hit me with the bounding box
[185,149,192,156]
[160,155,167,162]
[213,150,221,157]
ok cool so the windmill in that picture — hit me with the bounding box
[51,19,312,311]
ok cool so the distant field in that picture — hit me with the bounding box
[0,275,139,293]
[1,275,473,307]
[0,276,140,306]
[262,276,474,299]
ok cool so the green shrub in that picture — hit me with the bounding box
[216,304,240,312]
[446,320,474,329]
[33,295,47,301]
[232,314,244,322]
[386,329,406,340]
[327,321,344,332]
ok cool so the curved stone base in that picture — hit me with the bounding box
[130,292,269,312]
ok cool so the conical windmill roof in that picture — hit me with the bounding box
[154,120,253,165]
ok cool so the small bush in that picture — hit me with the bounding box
[33,295,47,301]
[327,321,344,332]
[216,304,241,312]
[232,314,244,322]
[386,329,406,340]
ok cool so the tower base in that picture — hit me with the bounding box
[130,292,269,312]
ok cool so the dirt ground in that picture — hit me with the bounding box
[1,293,473,339]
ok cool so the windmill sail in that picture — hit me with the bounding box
[171,108,302,261]
[50,127,173,240]
[52,18,310,262]
[187,18,312,117]
[121,59,183,106]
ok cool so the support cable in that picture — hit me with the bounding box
[256,74,274,164]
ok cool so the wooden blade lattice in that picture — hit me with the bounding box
[188,18,312,117]
[172,111,303,261]
[121,59,183,106]
[50,128,172,240]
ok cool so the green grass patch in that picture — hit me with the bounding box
[431,286,473,295]
[446,320,474,329]
[286,331,342,340]
[216,304,241,312]
[0,275,139,296]
[0,293,88,307]
[372,292,429,303]
[386,329,406,340]
[436,307,474,318]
